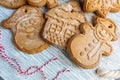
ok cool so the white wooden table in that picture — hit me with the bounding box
[0,0,120,80]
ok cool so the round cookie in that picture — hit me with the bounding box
[27,0,47,7]
[67,18,118,68]
[0,0,27,9]
[2,5,49,54]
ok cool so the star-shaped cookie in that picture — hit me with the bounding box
[83,0,120,17]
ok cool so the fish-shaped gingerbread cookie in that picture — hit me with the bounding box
[42,1,87,49]
[2,5,49,54]
[67,17,118,68]
[0,0,26,9]
[83,0,120,17]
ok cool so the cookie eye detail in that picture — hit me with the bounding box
[85,47,89,52]
[80,51,84,56]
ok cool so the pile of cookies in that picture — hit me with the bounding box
[0,0,119,68]
[0,0,58,9]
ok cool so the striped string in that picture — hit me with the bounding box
[0,30,70,80]
[53,69,70,80]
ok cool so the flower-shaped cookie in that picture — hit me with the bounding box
[84,0,120,17]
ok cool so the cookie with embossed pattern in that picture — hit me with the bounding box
[83,0,120,17]
[42,1,87,48]
[67,17,118,68]
[0,0,26,9]
[2,5,49,54]
[94,16,118,41]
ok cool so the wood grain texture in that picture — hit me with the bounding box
[0,0,120,80]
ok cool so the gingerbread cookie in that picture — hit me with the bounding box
[2,5,49,54]
[67,19,118,68]
[0,0,26,9]
[83,0,120,17]
[27,0,47,7]
[42,1,87,48]
[94,16,118,41]
[47,0,58,8]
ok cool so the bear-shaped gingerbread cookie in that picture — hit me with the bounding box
[67,17,118,68]
[2,5,49,54]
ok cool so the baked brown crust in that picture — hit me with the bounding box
[42,1,87,49]
[2,5,49,54]
[83,0,120,17]
[0,0,27,9]
[47,0,58,8]
[94,16,118,41]
[67,17,118,68]
[27,0,47,7]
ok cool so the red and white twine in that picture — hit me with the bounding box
[0,30,70,80]
[53,69,70,80]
